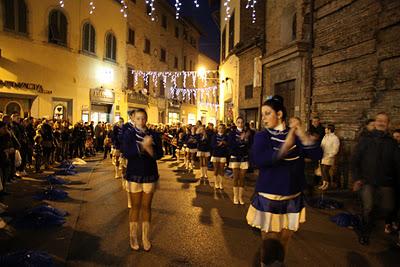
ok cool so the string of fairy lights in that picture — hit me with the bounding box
[56,1,259,23]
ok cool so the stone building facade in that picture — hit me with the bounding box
[311,0,400,185]
[0,0,127,123]
[262,0,312,123]
[125,0,202,124]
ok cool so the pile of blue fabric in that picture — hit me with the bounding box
[306,196,344,210]
[0,250,53,267]
[330,212,361,228]
[33,188,68,201]
[46,175,69,185]
[54,168,77,176]
[56,160,75,170]
[15,205,68,229]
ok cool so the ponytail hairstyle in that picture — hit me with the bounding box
[262,95,287,122]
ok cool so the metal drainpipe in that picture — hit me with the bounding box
[307,0,315,126]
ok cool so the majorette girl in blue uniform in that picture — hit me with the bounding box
[211,124,229,189]
[228,117,251,205]
[246,95,322,264]
[185,126,199,172]
[122,109,163,252]
[111,117,124,179]
[196,126,211,180]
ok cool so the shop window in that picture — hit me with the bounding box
[127,28,135,45]
[2,0,27,34]
[144,38,151,54]
[105,32,117,61]
[82,22,96,54]
[48,9,68,46]
[160,48,166,62]
[245,84,253,99]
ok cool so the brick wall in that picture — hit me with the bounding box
[312,0,400,185]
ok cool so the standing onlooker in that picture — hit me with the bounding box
[40,120,54,168]
[10,113,27,177]
[393,129,400,147]
[95,122,104,152]
[33,133,43,173]
[0,121,14,194]
[319,124,340,190]
[309,116,325,143]
[25,117,36,168]
[352,112,400,245]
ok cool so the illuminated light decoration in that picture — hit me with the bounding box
[131,70,218,89]
[175,0,182,19]
[246,0,257,24]
[89,1,96,15]
[59,0,65,8]
[119,0,128,18]
[146,0,156,21]
[224,0,231,21]
[193,0,199,8]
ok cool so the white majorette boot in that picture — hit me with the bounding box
[129,222,139,250]
[233,187,239,204]
[185,158,189,169]
[142,222,152,251]
[203,167,208,179]
[127,192,132,209]
[115,166,121,179]
[219,175,224,190]
[190,160,195,171]
[214,175,219,189]
[238,187,245,205]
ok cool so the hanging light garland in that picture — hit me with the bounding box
[193,0,199,8]
[169,86,218,105]
[59,0,65,8]
[224,0,231,21]
[119,0,128,18]
[131,70,218,90]
[89,1,95,15]
[175,0,182,19]
[145,0,156,21]
[246,0,257,23]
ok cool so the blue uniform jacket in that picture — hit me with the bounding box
[211,133,229,157]
[121,124,163,183]
[252,128,322,196]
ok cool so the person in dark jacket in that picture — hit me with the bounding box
[196,126,211,180]
[352,112,400,245]
[0,121,15,193]
[121,108,163,252]
[211,124,229,189]
[10,113,28,176]
[228,117,250,205]
[111,118,124,179]
[40,120,54,169]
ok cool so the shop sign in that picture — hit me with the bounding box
[168,100,181,109]
[127,92,148,105]
[0,79,52,94]
[90,88,115,104]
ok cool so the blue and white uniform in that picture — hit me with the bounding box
[197,134,211,157]
[246,127,322,233]
[186,133,199,153]
[121,124,163,193]
[228,128,250,169]
[211,133,229,163]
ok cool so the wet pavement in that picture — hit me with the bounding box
[0,155,399,266]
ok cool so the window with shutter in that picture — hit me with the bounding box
[82,23,95,53]
[144,39,150,54]
[3,0,27,34]
[128,28,135,45]
[48,10,67,46]
[105,33,116,61]
[245,84,253,99]
[160,48,166,62]
[127,67,134,89]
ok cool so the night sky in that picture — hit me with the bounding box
[167,0,220,62]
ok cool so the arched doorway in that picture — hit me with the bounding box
[5,101,23,116]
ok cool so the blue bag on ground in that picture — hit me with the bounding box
[0,250,53,267]
[46,175,69,185]
[33,188,68,201]
[330,212,360,228]
[15,205,68,229]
